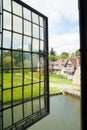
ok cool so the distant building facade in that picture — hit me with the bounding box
[49,56,80,85]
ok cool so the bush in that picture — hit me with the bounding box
[49,55,58,61]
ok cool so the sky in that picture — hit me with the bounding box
[22,0,80,55]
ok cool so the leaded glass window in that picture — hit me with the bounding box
[0,0,49,129]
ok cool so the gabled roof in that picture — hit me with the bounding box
[49,59,68,70]
[49,56,80,69]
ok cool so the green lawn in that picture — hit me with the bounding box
[3,72,44,103]
[3,72,72,103]
[50,73,72,85]
[50,87,61,95]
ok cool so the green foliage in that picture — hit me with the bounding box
[75,49,80,56]
[13,51,22,67]
[49,55,58,61]
[3,56,11,68]
[49,48,58,61]
[60,52,69,59]
[50,48,56,56]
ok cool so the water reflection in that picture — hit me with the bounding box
[29,95,81,130]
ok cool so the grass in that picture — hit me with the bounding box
[3,84,45,103]
[3,72,73,103]
[50,87,61,95]
[50,73,72,85]
[3,72,44,103]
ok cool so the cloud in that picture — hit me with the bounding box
[22,0,79,30]
[49,33,80,54]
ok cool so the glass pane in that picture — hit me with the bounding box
[0,117,2,130]
[13,87,22,103]
[3,89,11,104]
[40,57,44,67]
[0,15,2,32]
[41,68,44,81]
[33,99,39,113]
[32,13,39,24]
[41,96,45,109]
[0,67,2,85]
[24,101,32,117]
[32,54,39,68]
[3,31,11,49]
[41,83,44,95]
[40,17,43,27]
[0,0,2,13]
[23,7,31,21]
[3,0,11,12]
[13,51,22,68]
[13,70,22,86]
[13,33,22,50]
[0,50,1,65]
[33,24,39,38]
[0,84,1,102]
[40,27,44,40]
[33,71,39,82]
[13,105,23,123]
[43,19,46,28]
[3,50,11,69]
[24,20,31,36]
[3,11,11,30]
[3,70,11,89]
[13,15,22,33]
[13,1,22,16]
[33,84,39,97]
[24,85,31,99]
[23,52,31,68]
[40,41,44,51]
[0,68,1,105]
[3,109,12,129]
[23,36,31,51]
[38,57,44,80]
[32,39,39,52]
[0,34,1,47]
[24,69,31,85]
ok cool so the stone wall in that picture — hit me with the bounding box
[73,66,81,85]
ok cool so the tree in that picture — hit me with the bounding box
[60,52,69,59]
[50,48,56,56]
[49,55,58,61]
[75,49,80,56]
[3,56,11,69]
[49,48,58,61]
[13,51,22,67]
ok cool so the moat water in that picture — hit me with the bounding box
[28,95,81,130]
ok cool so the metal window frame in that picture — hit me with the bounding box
[0,0,49,129]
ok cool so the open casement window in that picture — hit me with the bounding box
[79,0,87,130]
[0,0,49,129]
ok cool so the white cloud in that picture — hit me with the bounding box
[22,0,79,29]
[49,33,80,54]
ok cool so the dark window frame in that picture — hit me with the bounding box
[79,0,87,130]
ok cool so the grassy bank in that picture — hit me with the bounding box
[50,73,72,84]
[50,87,61,95]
